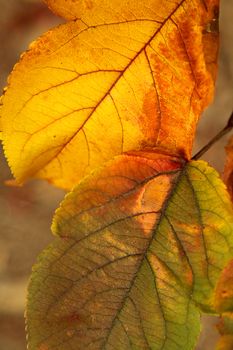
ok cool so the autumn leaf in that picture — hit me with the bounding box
[2,0,229,349]
[1,0,219,189]
[26,152,233,350]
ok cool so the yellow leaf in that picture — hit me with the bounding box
[1,0,219,188]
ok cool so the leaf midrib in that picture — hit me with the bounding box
[100,165,186,349]
[30,0,188,176]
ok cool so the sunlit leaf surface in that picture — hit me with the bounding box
[26,153,233,349]
[1,0,219,188]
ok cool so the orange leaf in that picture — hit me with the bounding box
[1,0,219,189]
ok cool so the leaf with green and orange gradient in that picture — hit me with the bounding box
[26,153,233,350]
[1,0,219,189]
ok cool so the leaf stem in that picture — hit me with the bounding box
[192,111,233,160]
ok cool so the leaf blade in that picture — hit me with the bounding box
[26,154,233,349]
[2,0,219,188]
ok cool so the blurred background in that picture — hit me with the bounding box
[0,1,232,349]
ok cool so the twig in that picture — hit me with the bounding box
[192,111,233,160]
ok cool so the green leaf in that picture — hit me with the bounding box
[26,152,233,350]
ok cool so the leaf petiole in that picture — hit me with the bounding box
[192,111,233,160]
